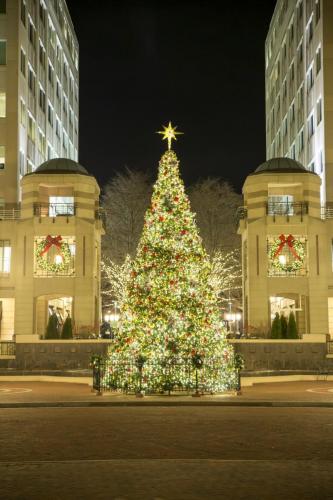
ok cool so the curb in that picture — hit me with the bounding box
[1,400,333,409]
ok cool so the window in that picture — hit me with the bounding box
[47,103,53,127]
[28,114,35,141]
[0,145,5,170]
[290,143,296,159]
[34,235,75,277]
[0,240,11,274]
[19,150,25,176]
[297,42,303,65]
[298,128,304,152]
[317,98,322,124]
[289,102,295,123]
[48,62,54,86]
[308,114,314,138]
[0,0,6,14]
[39,43,45,68]
[56,80,61,100]
[39,87,45,112]
[63,95,67,116]
[268,195,294,215]
[28,20,35,48]
[283,116,288,136]
[267,234,307,277]
[307,66,314,93]
[0,92,5,117]
[0,40,6,65]
[20,0,26,26]
[55,118,60,138]
[20,98,26,126]
[38,129,45,154]
[39,1,46,25]
[20,48,26,75]
[316,47,321,74]
[49,196,74,216]
[28,66,35,95]
[63,61,68,80]
[315,0,320,24]
[307,17,313,45]
[308,161,315,172]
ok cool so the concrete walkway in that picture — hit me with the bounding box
[1,380,333,407]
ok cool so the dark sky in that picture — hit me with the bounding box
[66,0,277,193]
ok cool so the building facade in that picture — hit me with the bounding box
[0,158,103,341]
[239,157,333,338]
[0,0,79,207]
[265,0,333,204]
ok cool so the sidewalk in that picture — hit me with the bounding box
[1,380,333,407]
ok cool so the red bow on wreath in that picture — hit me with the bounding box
[40,235,62,256]
[273,234,300,260]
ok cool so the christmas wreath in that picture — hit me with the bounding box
[36,235,72,273]
[268,234,305,273]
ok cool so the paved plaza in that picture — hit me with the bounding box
[0,380,333,499]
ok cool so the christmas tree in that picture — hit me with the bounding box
[108,123,237,393]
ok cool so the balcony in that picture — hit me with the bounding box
[266,201,308,221]
[0,206,20,220]
[34,203,77,218]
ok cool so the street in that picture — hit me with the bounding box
[1,405,333,499]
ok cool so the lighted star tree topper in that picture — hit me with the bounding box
[107,124,238,393]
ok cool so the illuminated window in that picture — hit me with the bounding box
[49,196,74,216]
[0,240,11,274]
[20,99,26,126]
[317,98,322,124]
[34,236,75,277]
[0,40,6,65]
[268,195,294,215]
[0,92,5,117]
[0,145,5,170]
[20,48,26,76]
[316,47,321,74]
[20,0,26,26]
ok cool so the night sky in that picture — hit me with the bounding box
[66,0,277,193]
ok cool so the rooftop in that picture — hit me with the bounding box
[251,157,313,175]
[32,158,90,176]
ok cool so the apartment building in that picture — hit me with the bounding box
[0,0,79,206]
[265,0,333,204]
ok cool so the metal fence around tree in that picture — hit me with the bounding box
[92,355,240,395]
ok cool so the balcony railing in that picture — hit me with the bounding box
[0,341,16,356]
[266,201,308,219]
[0,207,21,220]
[34,203,77,217]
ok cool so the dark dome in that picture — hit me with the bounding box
[252,157,311,175]
[33,158,90,175]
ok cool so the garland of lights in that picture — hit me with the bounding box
[36,235,71,273]
[268,234,305,273]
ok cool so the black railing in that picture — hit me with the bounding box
[34,203,77,217]
[327,341,333,354]
[236,207,248,220]
[92,355,239,395]
[0,341,16,356]
[266,201,308,217]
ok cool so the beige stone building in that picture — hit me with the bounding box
[0,0,79,207]
[0,158,103,340]
[239,157,333,338]
[265,0,333,204]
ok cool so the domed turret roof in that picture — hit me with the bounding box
[252,157,311,175]
[33,158,90,175]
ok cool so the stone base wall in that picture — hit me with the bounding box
[231,340,333,371]
[1,338,332,372]
[14,341,109,370]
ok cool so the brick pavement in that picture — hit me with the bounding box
[1,380,333,406]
